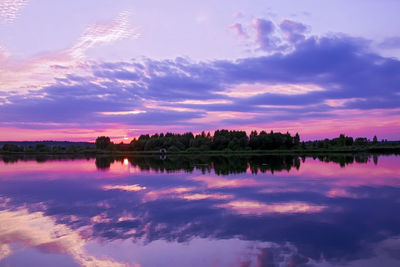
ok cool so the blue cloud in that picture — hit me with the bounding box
[279,19,308,44]
[252,18,286,51]
[0,29,399,130]
[379,36,400,49]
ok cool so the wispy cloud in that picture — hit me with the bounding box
[0,0,28,23]
[216,83,324,97]
[0,11,139,93]
[71,11,139,57]
[103,184,147,192]
[218,200,325,215]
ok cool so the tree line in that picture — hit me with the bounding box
[94,130,391,152]
[95,130,300,152]
[0,130,396,154]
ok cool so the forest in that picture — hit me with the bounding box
[95,130,396,153]
[0,130,398,154]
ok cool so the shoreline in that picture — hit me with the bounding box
[1,146,399,157]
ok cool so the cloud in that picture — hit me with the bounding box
[0,244,11,260]
[231,18,308,52]
[181,193,232,201]
[0,208,134,266]
[252,18,284,51]
[103,184,147,192]
[218,200,326,215]
[379,36,400,49]
[0,0,28,23]
[0,11,138,93]
[279,19,308,44]
[1,157,400,264]
[0,17,400,140]
[71,11,139,58]
[217,83,324,97]
[230,23,249,38]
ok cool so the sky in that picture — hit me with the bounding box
[0,0,399,142]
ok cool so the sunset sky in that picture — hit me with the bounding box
[0,0,399,142]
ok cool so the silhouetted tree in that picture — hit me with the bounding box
[96,136,112,149]
[294,133,300,147]
[354,137,368,146]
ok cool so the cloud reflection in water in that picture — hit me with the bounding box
[0,154,399,266]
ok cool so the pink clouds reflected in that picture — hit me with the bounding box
[103,184,147,192]
[217,201,326,215]
[0,155,399,266]
[1,155,399,217]
[0,208,133,267]
[191,175,264,189]
[181,193,233,201]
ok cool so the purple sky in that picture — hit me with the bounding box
[0,0,399,141]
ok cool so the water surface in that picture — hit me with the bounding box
[0,154,399,267]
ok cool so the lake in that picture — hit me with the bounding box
[0,154,399,267]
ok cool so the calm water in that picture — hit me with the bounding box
[0,154,399,267]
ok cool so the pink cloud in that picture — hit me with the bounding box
[181,193,233,201]
[230,23,249,38]
[0,11,138,94]
[71,11,139,58]
[218,200,326,215]
[216,83,324,97]
[0,0,28,23]
[192,175,264,189]
[103,184,147,192]
[0,208,134,266]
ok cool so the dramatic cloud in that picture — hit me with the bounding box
[1,17,400,140]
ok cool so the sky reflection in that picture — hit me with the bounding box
[0,155,399,266]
